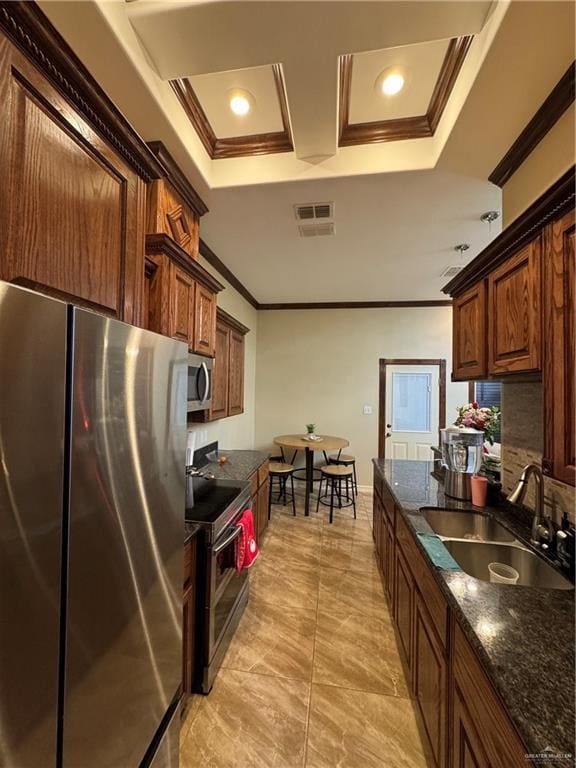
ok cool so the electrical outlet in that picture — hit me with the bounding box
[363,405,373,415]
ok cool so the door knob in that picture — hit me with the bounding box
[386,423,392,428]
[386,432,392,438]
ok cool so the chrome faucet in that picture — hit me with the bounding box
[507,464,553,547]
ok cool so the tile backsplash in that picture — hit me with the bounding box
[501,382,575,524]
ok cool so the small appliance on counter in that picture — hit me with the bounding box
[441,426,484,501]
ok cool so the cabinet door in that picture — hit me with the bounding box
[384,522,395,603]
[228,330,245,416]
[413,594,447,768]
[210,321,230,420]
[379,507,387,581]
[258,480,270,540]
[0,36,146,325]
[168,264,195,346]
[488,239,541,375]
[451,683,490,768]
[452,282,487,380]
[193,284,216,357]
[182,582,195,695]
[543,209,575,485]
[393,543,413,670]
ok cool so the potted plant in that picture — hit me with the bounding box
[305,423,316,438]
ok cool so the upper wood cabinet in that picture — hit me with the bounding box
[543,208,575,486]
[228,330,245,416]
[144,240,223,355]
[487,238,541,375]
[0,31,147,325]
[147,179,200,260]
[452,282,487,380]
[194,284,216,358]
[210,321,230,420]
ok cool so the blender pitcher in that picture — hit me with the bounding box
[441,426,485,500]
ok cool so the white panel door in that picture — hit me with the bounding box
[385,364,439,460]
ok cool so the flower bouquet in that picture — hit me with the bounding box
[454,402,500,445]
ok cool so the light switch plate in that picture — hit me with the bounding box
[363,405,373,415]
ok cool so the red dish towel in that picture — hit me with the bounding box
[235,509,259,573]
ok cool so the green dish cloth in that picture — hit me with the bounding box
[416,533,461,571]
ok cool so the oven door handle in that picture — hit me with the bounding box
[213,524,242,555]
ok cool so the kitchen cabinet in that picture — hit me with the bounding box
[373,470,530,768]
[198,308,249,421]
[413,593,447,768]
[452,282,487,380]
[182,533,198,697]
[169,264,195,344]
[249,459,270,546]
[393,542,414,670]
[451,622,527,768]
[147,178,200,260]
[144,238,223,355]
[543,208,575,486]
[487,238,541,375]
[193,283,216,358]
[0,27,147,326]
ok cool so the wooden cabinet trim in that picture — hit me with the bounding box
[145,233,224,294]
[393,541,413,670]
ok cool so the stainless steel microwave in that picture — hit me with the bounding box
[187,353,213,412]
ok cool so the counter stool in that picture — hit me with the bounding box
[268,461,296,518]
[328,453,358,496]
[316,465,356,524]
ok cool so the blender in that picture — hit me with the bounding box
[441,426,484,500]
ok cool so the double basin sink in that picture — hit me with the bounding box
[420,509,573,590]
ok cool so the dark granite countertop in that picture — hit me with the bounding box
[200,449,269,482]
[373,458,575,767]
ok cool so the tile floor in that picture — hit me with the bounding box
[180,485,433,768]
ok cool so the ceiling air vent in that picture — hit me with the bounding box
[440,265,463,278]
[294,202,334,221]
[298,223,335,238]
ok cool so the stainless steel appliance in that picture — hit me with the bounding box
[0,281,187,768]
[185,470,251,693]
[187,353,213,412]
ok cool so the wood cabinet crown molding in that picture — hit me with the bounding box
[443,166,575,297]
[216,307,250,336]
[145,234,224,294]
[0,1,164,182]
[489,62,575,187]
[147,141,208,218]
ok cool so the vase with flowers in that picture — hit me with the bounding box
[454,402,500,445]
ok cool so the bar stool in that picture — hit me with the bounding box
[316,465,356,524]
[328,453,358,496]
[268,461,296,518]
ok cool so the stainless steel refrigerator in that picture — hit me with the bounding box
[0,281,188,768]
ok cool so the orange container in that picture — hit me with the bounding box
[471,475,488,507]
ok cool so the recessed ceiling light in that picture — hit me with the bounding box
[374,66,410,98]
[382,73,405,96]
[228,89,254,116]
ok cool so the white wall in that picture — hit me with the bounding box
[187,256,258,453]
[254,306,467,486]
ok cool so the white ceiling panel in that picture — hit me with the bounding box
[349,39,450,124]
[189,65,284,138]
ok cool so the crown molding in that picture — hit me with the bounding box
[489,62,575,187]
[0,1,164,182]
[217,306,250,335]
[443,165,575,296]
[170,64,293,160]
[339,36,472,147]
[258,300,453,310]
[146,234,224,293]
[199,239,259,308]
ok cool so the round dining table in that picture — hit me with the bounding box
[273,434,349,516]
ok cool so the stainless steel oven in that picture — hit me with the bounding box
[198,487,251,693]
[187,353,212,412]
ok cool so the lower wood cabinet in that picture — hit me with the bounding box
[373,474,528,768]
[413,594,447,768]
[182,533,198,697]
[249,459,270,545]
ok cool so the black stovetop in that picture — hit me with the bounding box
[185,472,249,531]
